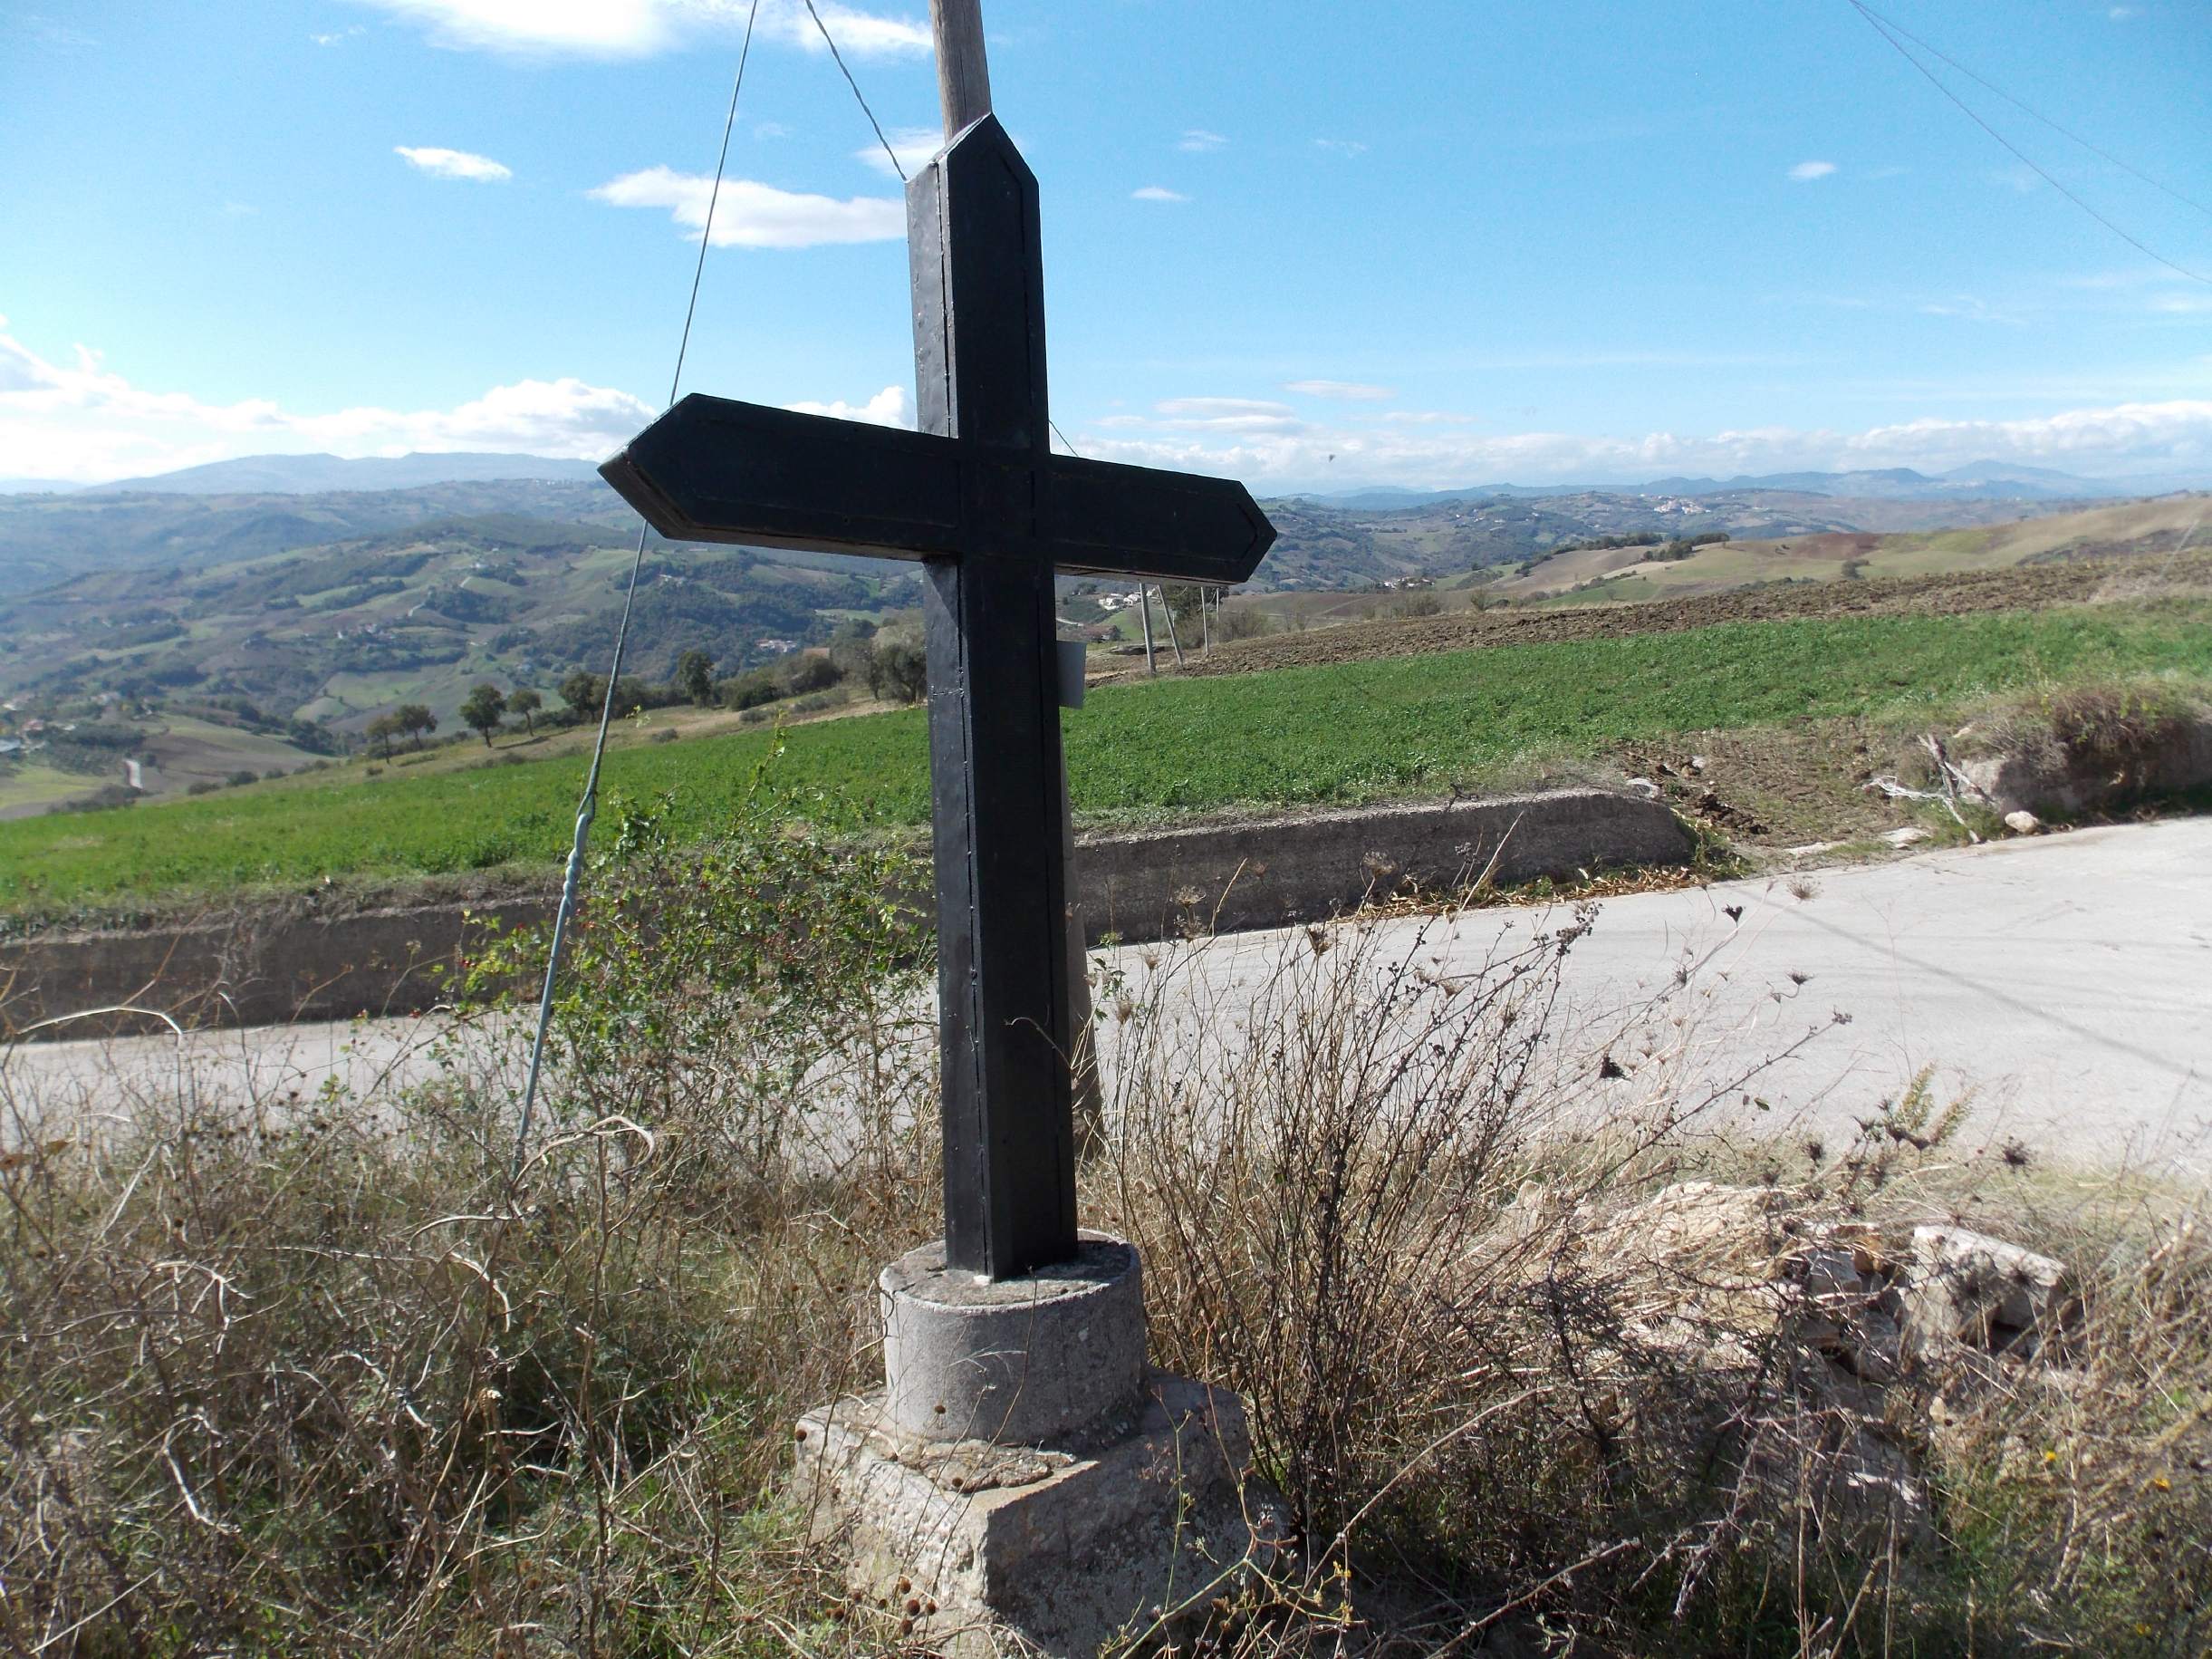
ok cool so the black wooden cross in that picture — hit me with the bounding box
[601,115,1275,1280]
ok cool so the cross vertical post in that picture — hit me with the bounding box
[909,121,1076,1278]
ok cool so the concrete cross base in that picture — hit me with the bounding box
[794,1372,1287,1656]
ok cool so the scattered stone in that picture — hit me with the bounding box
[1899,1225,2074,1361]
[1688,754,1709,774]
[1881,825,1933,849]
[1693,787,1768,835]
[1482,1183,2074,1560]
[2003,809,2042,835]
[1623,776,1662,800]
[1634,1180,1789,1267]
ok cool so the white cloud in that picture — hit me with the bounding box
[768,0,929,57]
[312,24,365,43]
[395,145,513,182]
[2110,5,2139,18]
[785,385,912,427]
[1151,397,1303,435]
[590,168,903,247]
[1789,159,1837,181]
[352,0,926,58]
[1157,398,1294,419]
[11,313,2202,495]
[1313,138,1368,158]
[855,126,943,178]
[1131,185,1189,203]
[357,0,680,55]
[1058,394,2212,488]
[1918,295,2023,325]
[1285,379,1395,401]
[1178,129,1226,153]
[0,319,657,482]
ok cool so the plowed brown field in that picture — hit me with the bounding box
[1160,552,2212,680]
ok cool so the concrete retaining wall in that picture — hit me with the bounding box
[1075,788,1690,944]
[0,789,1690,1037]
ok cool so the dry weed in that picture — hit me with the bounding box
[1,823,2204,1655]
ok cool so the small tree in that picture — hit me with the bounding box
[869,636,928,703]
[719,667,781,711]
[828,618,878,683]
[393,703,437,750]
[365,713,399,759]
[460,682,507,747]
[676,649,716,709]
[560,670,605,717]
[507,686,543,734]
[783,654,842,696]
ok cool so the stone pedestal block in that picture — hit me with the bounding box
[796,1372,1284,1656]
[880,1232,1146,1444]
[796,1232,1284,1655]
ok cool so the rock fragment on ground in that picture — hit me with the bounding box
[1497,1182,2076,1558]
[1899,1224,2074,1361]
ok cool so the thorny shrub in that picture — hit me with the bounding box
[1,799,2206,1655]
[459,766,938,1198]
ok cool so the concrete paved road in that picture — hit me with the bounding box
[1106,816,2212,1177]
[6,819,2207,1172]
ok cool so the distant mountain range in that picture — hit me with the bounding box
[78,450,611,496]
[0,477,632,596]
[2,452,606,497]
[10,449,2207,506]
[1635,463,2140,502]
[1308,461,2207,510]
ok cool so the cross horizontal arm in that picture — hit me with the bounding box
[600,393,1275,585]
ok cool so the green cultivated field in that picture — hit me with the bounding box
[3,601,2207,916]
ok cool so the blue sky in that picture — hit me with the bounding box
[3,0,2208,488]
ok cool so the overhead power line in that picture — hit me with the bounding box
[1849,0,2212,225]
[803,0,909,181]
[1845,0,2212,287]
[511,0,765,1189]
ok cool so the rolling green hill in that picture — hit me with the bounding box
[2,594,2206,920]
[1492,494,2207,606]
[0,478,634,596]
[2,472,2188,822]
[0,515,923,739]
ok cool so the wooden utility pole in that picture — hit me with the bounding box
[931,0,993,132]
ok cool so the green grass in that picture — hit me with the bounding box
[3,601,2207,916]
[0,761,105,815]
